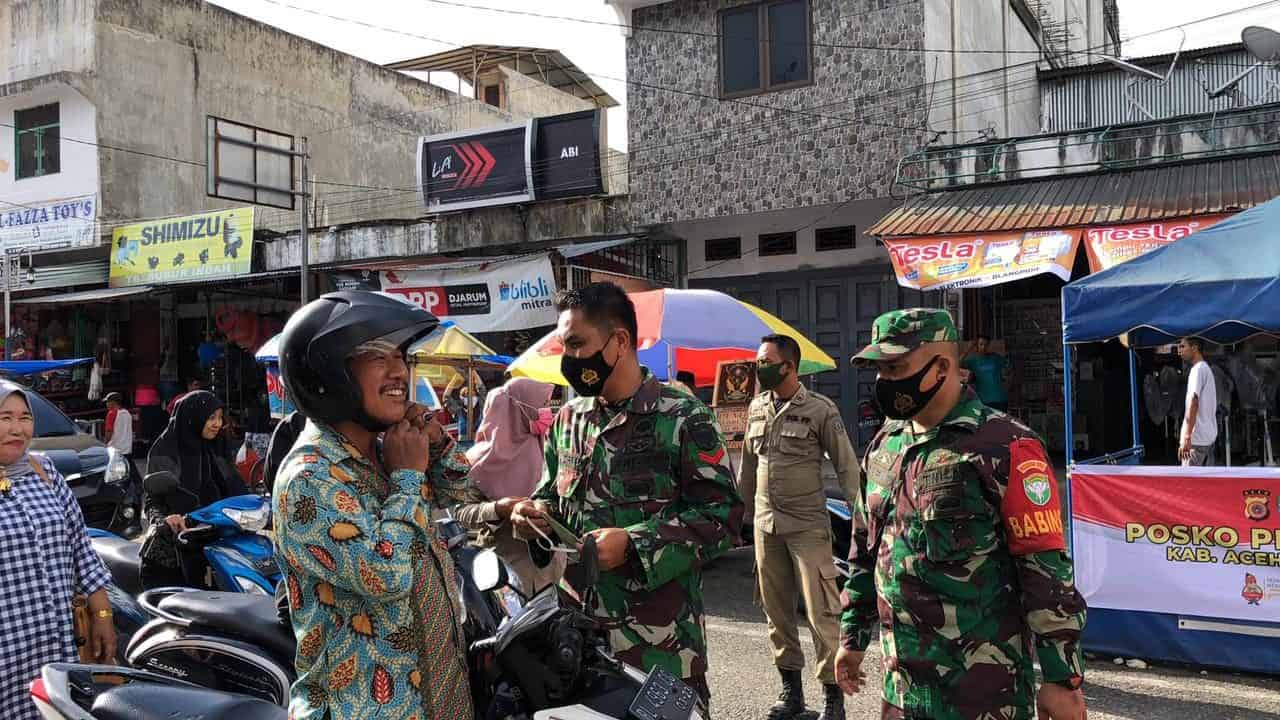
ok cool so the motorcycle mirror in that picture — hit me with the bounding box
[143,471,179,495]
[472,548,509,592]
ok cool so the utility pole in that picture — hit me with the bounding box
[298,136,310,304]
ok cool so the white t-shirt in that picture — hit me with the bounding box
[1185,360,1218,446]
[109,408,134,455]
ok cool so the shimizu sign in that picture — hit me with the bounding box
[109,208,254,287]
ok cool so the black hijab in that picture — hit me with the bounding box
[148,391,246,508]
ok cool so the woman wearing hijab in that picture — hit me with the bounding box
[0,381,116,719]
[142,390,247,588]
[460,377,562,594]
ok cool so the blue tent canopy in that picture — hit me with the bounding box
[1062,196,1280,346]
[0,358,93,376]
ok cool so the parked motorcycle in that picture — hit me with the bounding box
[91,471,278,597]
[31,664,283,720]
[68,521,705,720]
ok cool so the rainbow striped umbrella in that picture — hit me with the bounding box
[509,288,836,387]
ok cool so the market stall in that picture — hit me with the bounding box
[1061,197,1280,673]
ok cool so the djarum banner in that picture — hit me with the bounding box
[1072,465,1280,623]
[380,254,557,333]
[883,229,1080,291]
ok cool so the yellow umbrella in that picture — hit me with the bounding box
[409,324,498,387]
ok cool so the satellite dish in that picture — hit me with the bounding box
[1243,26,1280,63]
[1101,57,1166,81]
[1209,26,1280,99]
[1101,29,1185,121]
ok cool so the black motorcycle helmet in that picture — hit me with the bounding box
[279,291,439,431]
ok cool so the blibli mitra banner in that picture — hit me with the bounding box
[1083,214,1232,273]
[883,230,1080,291]
[1072,465,1280,623]
[110,208,254,287]
[380,254,557,333]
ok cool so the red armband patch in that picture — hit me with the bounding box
[1001,438,1066,555]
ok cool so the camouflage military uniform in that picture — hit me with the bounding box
[839,310,1087,720]
[531,369,745,702]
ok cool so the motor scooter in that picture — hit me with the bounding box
[90,471,278,597]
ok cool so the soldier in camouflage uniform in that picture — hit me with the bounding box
[512,282,745,705]
[833,309,1088,720]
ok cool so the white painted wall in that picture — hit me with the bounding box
[923,0,1108,140]
[0,0,96,85]
[677,197,899,282]
[0,83,100,211]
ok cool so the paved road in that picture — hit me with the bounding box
[701,546,1280,720]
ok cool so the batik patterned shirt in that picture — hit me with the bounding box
[274,422,472,720]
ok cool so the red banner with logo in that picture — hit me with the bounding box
[1072,465,1280,622]
[883,230,1080,291]
[1084,214,1232,273]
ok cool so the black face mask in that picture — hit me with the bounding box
[561,335,617,397]
[874,355,946,420]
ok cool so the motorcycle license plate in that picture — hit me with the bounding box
[628,666,696,720]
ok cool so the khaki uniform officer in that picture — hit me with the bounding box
[738,334,861,720]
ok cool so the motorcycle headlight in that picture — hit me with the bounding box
[235,576,270,595]
[105,448,131,485]
[223,504,271,533]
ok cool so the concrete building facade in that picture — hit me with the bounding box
[0,0,611,289]
[612,0,1119,442]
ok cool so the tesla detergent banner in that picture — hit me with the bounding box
[1072,465,1280,623]
[380,254,557,333]
[884,229,1080,291]
[419,123,531,211]
[1084,214,1232,273]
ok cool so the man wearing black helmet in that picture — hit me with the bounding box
[272,291,473,720]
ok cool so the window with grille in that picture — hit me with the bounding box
[705,237,742,261]
[758,231,797,256]
[15,104,60,179]
[815,225,856,252]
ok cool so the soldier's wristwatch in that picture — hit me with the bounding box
[1052,675,1083,690]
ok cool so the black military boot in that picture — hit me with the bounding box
[818,683,846,720]
[766,668,805,720]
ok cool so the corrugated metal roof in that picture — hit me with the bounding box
[385,45,619,108]
[867,154,1280,237]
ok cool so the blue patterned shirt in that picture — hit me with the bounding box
[0,453,112,720]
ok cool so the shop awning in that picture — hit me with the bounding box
[868,154,1280,238]
[1062,194,1280,346]
[13,286,153,305]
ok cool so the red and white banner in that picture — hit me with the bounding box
[380,254,557,333]
[1072,465,1280,622]
[1083,214,1232,272]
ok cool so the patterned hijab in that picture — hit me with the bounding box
[0,381,36,481]
[465,378,554,499]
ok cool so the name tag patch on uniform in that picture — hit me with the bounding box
[1001,438,1066,555]
[784,414,811,424]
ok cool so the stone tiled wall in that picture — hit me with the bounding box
[627,0,929,226]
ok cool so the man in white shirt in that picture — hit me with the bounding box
[104,392,134,458]
[1177,337,1218,466]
